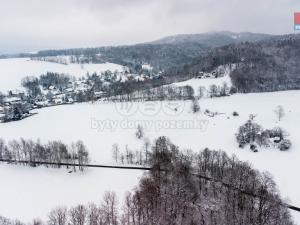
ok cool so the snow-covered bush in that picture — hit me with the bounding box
[274,105,285,121]
[236,119,262,148]
[135,125,144,139]
[279,139,292,151]
[236,120,292,151]
[232,111,239,116]
[268,127,285,140]
[250,144,258,152]
[191,99,200,113]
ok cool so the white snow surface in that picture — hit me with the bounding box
[171,75,231,93]
[0,62,300,222]
[166,66,232,97]
[0,58,123,93]
[0,164,143,223]
[1,91,300,223]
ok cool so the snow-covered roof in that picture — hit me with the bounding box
[65,87,74,92]
[4,97,21,103]
[10,89,24,95]
[142,64,153,71]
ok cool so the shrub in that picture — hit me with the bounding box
[250,144,258,152]
[236,120,262,148]
[135,125,144,139]
[232,111,239,116]
[191,99,200,113]
[279,139,292,151]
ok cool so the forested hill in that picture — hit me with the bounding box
[168,33,300,93]
[34,31,272,71]
[150,31,272,45]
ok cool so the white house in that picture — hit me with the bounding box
[4,97,22,105]
[94,91,108,98]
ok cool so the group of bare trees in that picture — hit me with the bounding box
[0,138,89,171]
[0,191,119,225]
[236,117,292,151]
[112,142,149,166]
[47,191,119,225]
[112,129,151,166]
[0,136,295,225]
[31,56,69,65]
[117,136,293,225]
[107,85,195,102]
[112,136,293,224]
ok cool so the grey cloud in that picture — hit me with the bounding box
[0,0,299,54]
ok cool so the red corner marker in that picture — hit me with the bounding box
[294,12,300,25]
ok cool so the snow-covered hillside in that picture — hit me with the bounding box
[167,65,232,97]
[0,164,143,222]
[0,58,123,92]
[170,76,231,96]
[1,90,300,222]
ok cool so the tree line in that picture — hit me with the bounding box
[0,138,89,171]
[1,136,294,225]
[168,34,300,93]
[117,136,293,225]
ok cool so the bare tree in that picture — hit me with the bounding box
[209,84,219,97]
[69,205,87,225]
[191,99,200,113]
[101,191,119,225]
[32,218,43,225]
[135,125,144,140]
[86,203,103,225]
[48,207,68,225]
[274,105,285,121]
[198,86,206,99]
[112,144,119,163]
[143,138,151,164]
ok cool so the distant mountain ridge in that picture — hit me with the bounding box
[2,31,300,94]
[149,31,273,47]
[30,31,275,72]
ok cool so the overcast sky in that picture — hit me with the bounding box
[0,0,299,53]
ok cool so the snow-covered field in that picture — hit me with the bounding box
[0,58,123,92]
[1,90,300,222]
[0,164,143,222]
[166,65,232,97]
[0,58,299,223]
[170,74,231,94]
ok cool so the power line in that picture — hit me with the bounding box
[0,159,299,212]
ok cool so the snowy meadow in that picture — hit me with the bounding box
[0,58,300,223]
[0,57,123,92]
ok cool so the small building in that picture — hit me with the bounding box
[8,89,25,98]
[4,97,22,105]
[53,98,63,105]
[52,94,65,105]
[65,87,74,93]
[142,64,153,71]
[94,91,108,98]
[34,100,50,108]
[66,97,74,104]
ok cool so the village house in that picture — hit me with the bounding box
[3,96,22,106]
[94,91,108,99]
